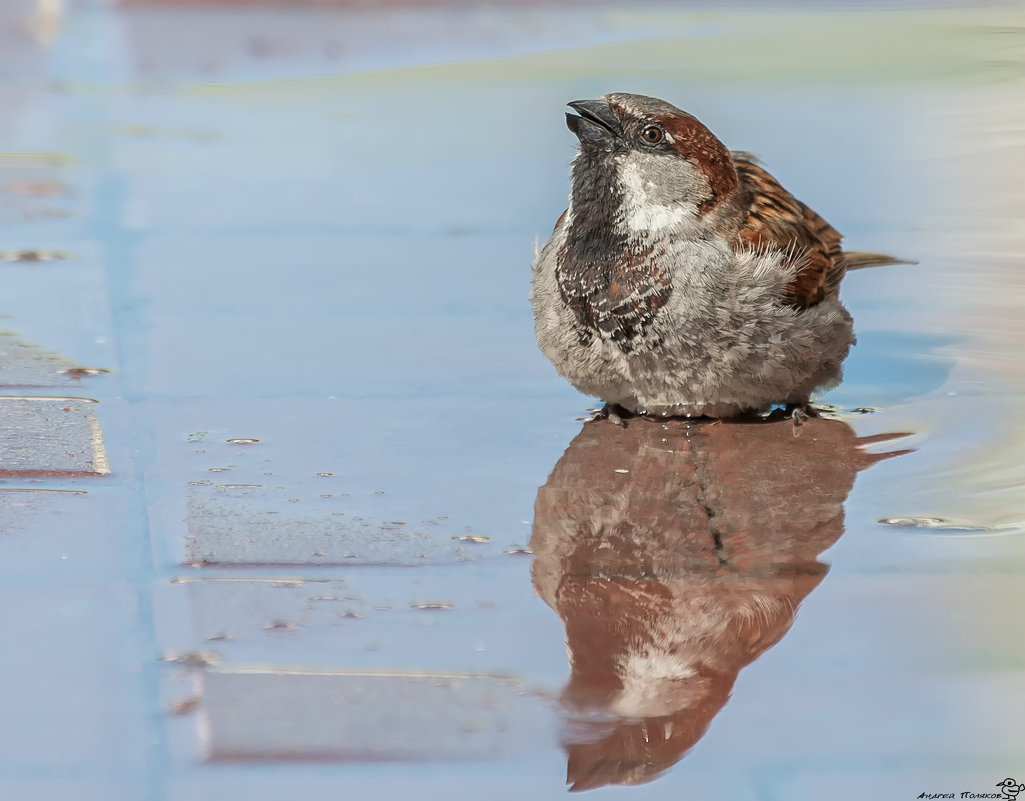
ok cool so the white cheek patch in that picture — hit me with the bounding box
[618,161,696,234]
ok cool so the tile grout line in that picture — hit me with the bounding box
[69,5,170,799]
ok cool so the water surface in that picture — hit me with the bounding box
[0,3,1023,800]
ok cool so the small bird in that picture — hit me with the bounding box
[531,92,896,421]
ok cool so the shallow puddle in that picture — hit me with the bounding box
[0,3,1023,800]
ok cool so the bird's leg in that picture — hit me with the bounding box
[591,403,630,427]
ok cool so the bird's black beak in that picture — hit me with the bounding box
[566,99,623,149]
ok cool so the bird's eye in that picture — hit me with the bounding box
[641,125,664,145]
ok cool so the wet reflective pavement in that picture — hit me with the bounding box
[1,2,1024,799]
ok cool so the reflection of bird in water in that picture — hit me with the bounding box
[530,416,908,792]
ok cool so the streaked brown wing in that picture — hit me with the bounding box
[731,154,845,308]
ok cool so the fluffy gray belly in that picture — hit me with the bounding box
[532,244,854,417]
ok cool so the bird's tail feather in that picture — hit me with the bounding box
[844,251,916,270]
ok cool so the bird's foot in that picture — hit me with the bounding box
[591,403,630,427]
[785,402,820,429]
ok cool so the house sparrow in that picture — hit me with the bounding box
[531,92,894,420]
[530,416,908,789]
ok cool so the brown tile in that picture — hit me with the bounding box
[198,669,557,761]
[0,397,109,476]
[183,483,485,566]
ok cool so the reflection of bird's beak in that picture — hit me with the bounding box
[566,99,623,148]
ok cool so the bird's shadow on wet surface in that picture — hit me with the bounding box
[529,416,910,792]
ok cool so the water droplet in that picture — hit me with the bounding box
[263,620,300,632]
[207,467,232,472]
[410,601,453,610]
[504,546,534,556]
[878,516,992,533]
[226,437,260,444]
[59,367,111,377]
[167,696,200,716]
[316,472,333,477]
[881,516,942,527]
[613,468,629,474]
[160,651,220,668]
[1,249,68,262]
[451,534,491,543]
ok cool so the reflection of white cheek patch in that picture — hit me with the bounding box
[619,161,695,233]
